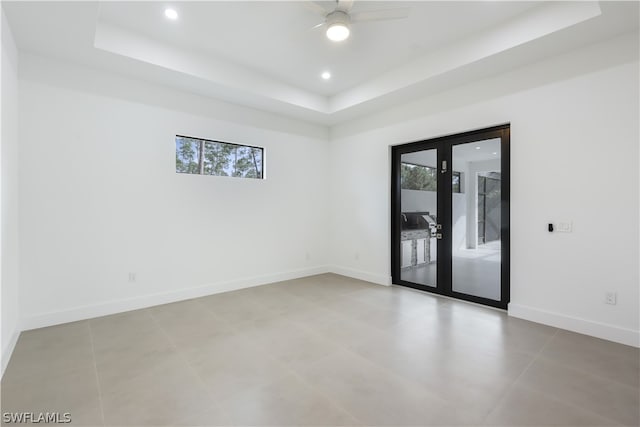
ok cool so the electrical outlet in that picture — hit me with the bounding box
[128,272,137,283]
[605,292,617,305]
[305,251,311,261]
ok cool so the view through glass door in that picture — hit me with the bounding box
[399,148,439,288]
[451,138,502,301]
[391,125,510,309]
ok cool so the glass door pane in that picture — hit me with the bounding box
[451,139,501,300]
[399,149,438,288]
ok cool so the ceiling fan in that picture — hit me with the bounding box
[304,0,411,42]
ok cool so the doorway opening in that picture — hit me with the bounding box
[391,125,510,309]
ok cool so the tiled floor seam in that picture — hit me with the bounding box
[513,380,628,426]
[534,351,640,391]
[275,292,503,423]
[145,308,232,425]
[516,333,638,426]
[480,328,560,424]
[339,344,473,416]
[87,321,107,427]
[170,295,365,425]
[293,342,460,425]
[483,328,634,426]
[286,364,365,425]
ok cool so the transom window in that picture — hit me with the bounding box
[175,135,264,179]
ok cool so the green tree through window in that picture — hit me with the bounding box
[401,162,461,192]
[401,163,437,191]
[176,136,263,179]
[175,138,200,174]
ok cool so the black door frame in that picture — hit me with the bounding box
[391,124,510,310]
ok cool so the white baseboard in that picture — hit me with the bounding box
[509,303,640,348]
[21,266,330,331]
[1,327,21,379]
[14,268,639,360]
[328,265,391,286]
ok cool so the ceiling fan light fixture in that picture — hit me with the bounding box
[164,8,178,20]
[325,10,351,42]
[326,23,350,41]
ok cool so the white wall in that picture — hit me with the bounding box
[1,10,20,375]
[401,189,437,214]
[10,29,640,352]
[329,34,639,347]
[18,56,330,329]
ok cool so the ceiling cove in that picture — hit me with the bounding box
[5,1,638,124]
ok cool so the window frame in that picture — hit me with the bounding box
[175,134,265,179]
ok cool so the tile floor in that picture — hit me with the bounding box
[2,273,638,426]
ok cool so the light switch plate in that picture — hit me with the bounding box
[557,221,572,232]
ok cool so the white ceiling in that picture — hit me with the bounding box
[96,1,539,96]
[3,1,639,126]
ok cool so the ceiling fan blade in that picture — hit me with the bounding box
[337,0,354,12]
[302,1,331,17]
[351,7,410,23]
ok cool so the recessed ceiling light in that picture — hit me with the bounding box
[475,146,481,150]
[493,152,498,155]
[321,71,331,80]
[164,8,178,20]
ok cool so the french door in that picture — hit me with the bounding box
[391,125,510,309]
